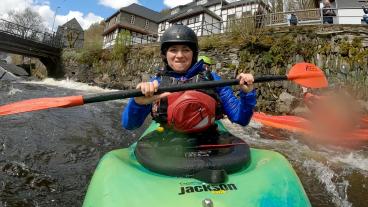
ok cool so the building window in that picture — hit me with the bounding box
[189,18,195,24]
[145,20,149,30]
[228,14,236,27]
[160,23,166,31]
[195,16,200,23]
[117,13,121,22]
[242,11,252,17]
[188,16,200,24]
[130,15,135,24]
[228,14,236,21]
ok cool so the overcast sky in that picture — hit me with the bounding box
[1,0,194,31]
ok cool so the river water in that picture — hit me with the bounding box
[0,79,367,207]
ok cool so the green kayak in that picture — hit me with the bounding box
[83,121,311,207]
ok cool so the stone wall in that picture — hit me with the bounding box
[63,25,368,113]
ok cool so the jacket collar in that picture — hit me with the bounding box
[163,60,204,80]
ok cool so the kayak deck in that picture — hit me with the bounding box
[83,122,311,207]
[83,148,310,207]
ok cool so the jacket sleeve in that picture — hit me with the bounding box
[211,72,257,126]
[121,77,159,130]
[121,98,152,130]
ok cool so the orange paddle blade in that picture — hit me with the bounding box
[0,96,84,116]
[361,116,368,128]
[252,112,311,134]
[252,112,368,144]
[288,63,328,88]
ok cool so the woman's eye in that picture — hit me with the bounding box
[168,48,177,52]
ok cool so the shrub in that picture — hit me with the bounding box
[112,30,131,61]
[78,47,103,66]
[62,49,82,62]
[199,35,225,50]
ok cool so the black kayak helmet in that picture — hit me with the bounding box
[160,24,199,67]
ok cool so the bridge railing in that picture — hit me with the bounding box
[0,19,62,48]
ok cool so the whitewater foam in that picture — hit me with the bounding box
[303,159,352,207]
[332,152,368,172]
[25,78,116,93]
[7,86,22,95]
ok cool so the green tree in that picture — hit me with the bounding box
[160,8,171,16]
[112,30,132,61]
[84,21,105,50]
[76,21,105,65]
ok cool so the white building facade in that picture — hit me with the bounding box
[102,0,368,48]
[158,0,269,39]
[333,0,367,24]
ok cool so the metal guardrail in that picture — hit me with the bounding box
[0,19,63,48]
[187,8,368,36]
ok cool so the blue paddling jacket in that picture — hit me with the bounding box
[122,61,256,130]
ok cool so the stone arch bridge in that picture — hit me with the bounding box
[0,19,63,78]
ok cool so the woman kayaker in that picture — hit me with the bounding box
[122,24,256,135]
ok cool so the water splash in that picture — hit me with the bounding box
[2,80,366,206]
[332,152,368,172]
[7,86,22,95]
[303,159,352,207]
[25,78,116,93]
[223,118,361,207]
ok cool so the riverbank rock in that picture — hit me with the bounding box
[276,91,298,114]
[357,100,368,114]
[0,66,20,81]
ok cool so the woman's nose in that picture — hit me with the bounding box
[176,50,184,57]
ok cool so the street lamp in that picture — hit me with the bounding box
[52,6,61,33]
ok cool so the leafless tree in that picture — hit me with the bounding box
[6,8,46,63]
[287,0,317,10]
[7,7,46,39]
[66,29,81,48]
[265,0,317,12]
[267,0,284,12]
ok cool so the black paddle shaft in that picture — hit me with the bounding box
[83,75,287,104]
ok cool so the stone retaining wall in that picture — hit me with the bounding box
[63,25,368,114]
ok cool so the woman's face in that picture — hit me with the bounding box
[166,44,193,73]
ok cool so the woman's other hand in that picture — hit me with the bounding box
[237,73,254,93]
[134,80,170,105]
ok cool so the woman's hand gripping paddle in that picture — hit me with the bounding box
[0,62,327,116]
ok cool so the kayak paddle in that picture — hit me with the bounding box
[0,62,327,116]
